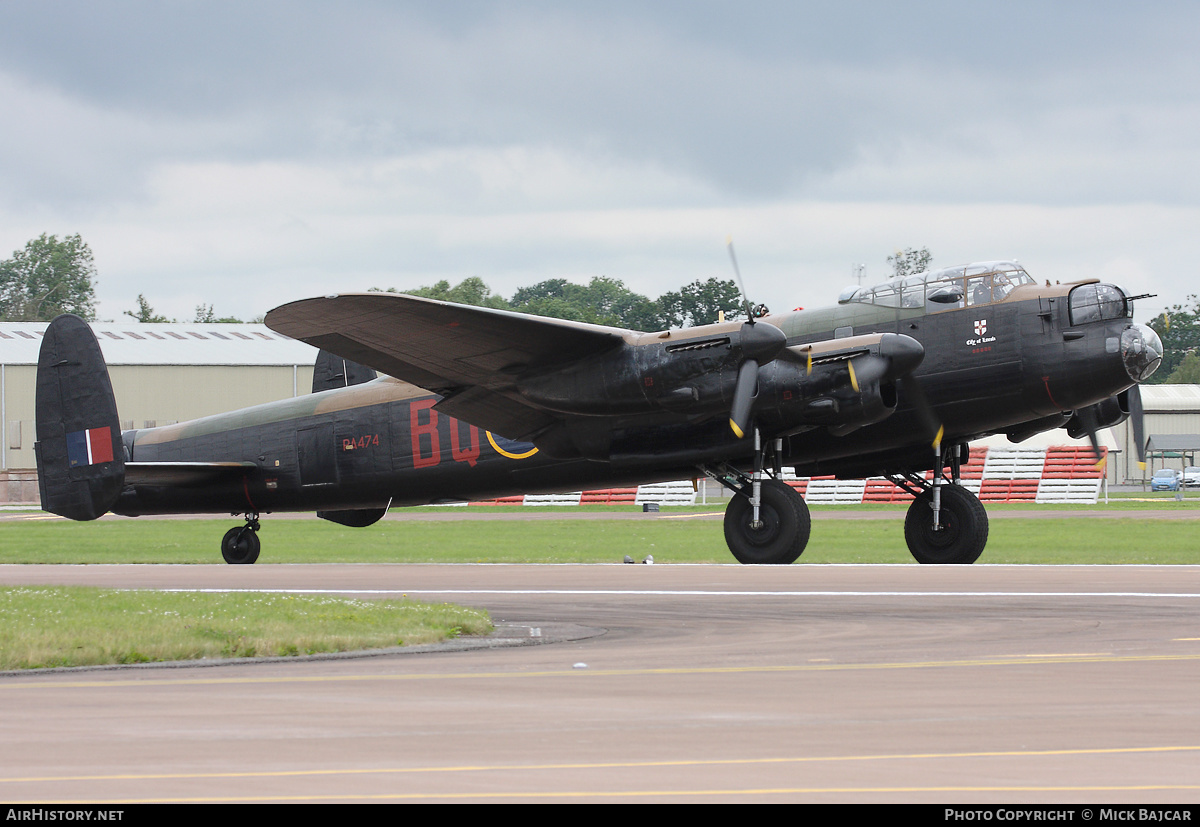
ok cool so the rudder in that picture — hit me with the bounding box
[312,349,377,393]
[34,315,125,520]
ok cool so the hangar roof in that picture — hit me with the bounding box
[1140,384,1200,411]
[0,322,318,366]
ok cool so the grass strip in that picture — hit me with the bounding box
[0,511,1197,564]
[0,587,493,670]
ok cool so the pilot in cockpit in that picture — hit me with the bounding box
[992,273,1013,301]
[972,273,1015,305]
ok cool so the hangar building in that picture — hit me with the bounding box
[1,321,318,502]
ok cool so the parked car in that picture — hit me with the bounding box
[1151,468,1181,491]
[1183,467,1200,487]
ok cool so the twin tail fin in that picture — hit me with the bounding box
[34,315,124,520]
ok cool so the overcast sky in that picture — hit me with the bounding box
[1,1,1196,324]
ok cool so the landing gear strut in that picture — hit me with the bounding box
[221,513,261,565]
[703,431,811,565]
[889,446,988,564]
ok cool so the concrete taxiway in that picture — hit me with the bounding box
[1,563,1198,803]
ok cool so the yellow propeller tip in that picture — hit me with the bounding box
[847,361,859,393]
[729,420,744,439]
[1094,457,1108,472]
[932,425,944,451]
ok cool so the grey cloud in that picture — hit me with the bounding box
[2,1,1197,208]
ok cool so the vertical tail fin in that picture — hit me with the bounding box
[34,315,124,520]
[312,349,377,393]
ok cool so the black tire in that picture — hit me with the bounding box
[723,480,811,564]
[221,526,261,565]
[903,484,988,564]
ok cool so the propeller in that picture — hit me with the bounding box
[726,238,786,438]
[1073,403,1106,470]
[1066,386,1147,472]
[728,318,787,438]
[899,372,944,453]
[726,236,755,323]
[841,334,942,453]
[845,335,924,391]
[1129,384,1147,470]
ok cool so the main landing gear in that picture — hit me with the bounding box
[703,432,811,565]
[221,513,261,565]
[704,434,989,565]
[888,447,989,564]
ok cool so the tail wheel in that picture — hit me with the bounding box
[221,526,261,565]
[723,479,810,564]
[903,484,988,564]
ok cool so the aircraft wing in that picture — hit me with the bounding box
[265,293,631,439]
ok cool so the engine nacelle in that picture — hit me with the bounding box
[516,321,780,417]
[1065,394,1129,439]
[757,359,899,438]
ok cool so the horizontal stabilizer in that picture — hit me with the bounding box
[125,462,257,487]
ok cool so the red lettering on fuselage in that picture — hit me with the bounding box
[409,399,483,470]
[410,399,440,468]
[342,434,380,451]
[450,420,481,467]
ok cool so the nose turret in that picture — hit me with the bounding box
[1122,323,1162,382]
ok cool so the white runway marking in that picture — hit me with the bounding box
[153,588,1200,598]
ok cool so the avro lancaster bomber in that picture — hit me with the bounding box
[35,260,1161,564]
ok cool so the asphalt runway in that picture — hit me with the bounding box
[1,563,1199,803]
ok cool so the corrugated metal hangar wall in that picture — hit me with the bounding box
[1,322,317,500]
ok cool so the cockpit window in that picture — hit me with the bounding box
[838,261,1034,310]
[1069,284,1128,326]
[967,274,1017,306]
[869,282,902,308]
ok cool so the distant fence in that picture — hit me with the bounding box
[464,446,1107,507]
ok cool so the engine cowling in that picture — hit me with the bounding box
[756,358,900,438]
[1065,394,1129,439]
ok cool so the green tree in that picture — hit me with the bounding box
[375,277,511,311]
[124,294,172,323]
[375,274,741,331]
[193,304,243,323]
[0,233,97,321]
[509,279,589,323]
[887,247,933,280]
[1147,297,1200,384]
[657,278,744,327]
[1166,351,1200,384]
[510,276,669,329]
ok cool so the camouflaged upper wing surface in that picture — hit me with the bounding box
[265,292,628,395]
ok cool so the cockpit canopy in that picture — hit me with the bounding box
[838,261,1037,310]
[1068,283,1130,325]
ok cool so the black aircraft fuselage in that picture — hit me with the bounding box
[34,261,1161,564]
